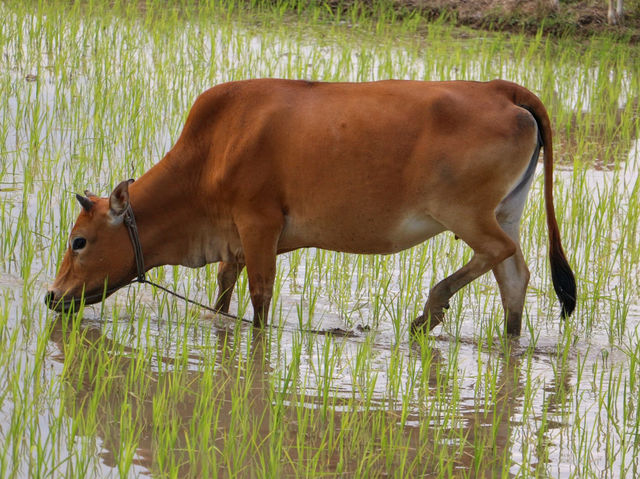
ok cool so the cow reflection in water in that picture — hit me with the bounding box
[47,315,570,477]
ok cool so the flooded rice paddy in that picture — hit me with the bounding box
[1,1,639,477]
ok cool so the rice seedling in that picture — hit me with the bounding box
[0,0,639,477]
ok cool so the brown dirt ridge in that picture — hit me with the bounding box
[339,0,640,39]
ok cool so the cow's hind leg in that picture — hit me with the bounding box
[214,261,245,314]
[411,217,517,335]
[492,228,529,336]
[492,157,537,336]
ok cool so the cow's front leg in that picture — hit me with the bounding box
[237,220,282,328]
[214,261,245,314]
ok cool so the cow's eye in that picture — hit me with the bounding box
[72,237,87,251]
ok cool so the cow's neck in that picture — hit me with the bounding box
[127,157,209,270]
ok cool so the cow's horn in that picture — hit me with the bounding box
[76,194,94,212]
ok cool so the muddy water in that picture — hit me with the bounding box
[2,6,640,478]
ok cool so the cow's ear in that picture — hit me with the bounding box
[109,179,134,217]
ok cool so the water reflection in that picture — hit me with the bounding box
[456,352,525,477]
[46,314,576,477]
[49,316,275,477]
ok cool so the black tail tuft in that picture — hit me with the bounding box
[550,239,576,318]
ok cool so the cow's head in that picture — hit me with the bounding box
[45,180,137,312]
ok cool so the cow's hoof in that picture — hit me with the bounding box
[504,312,522,337]
[410,312,443,336]
[410,315,428,336]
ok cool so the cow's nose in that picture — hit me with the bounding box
[44,290,56,308]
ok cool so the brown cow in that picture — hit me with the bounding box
[46,79,576,336]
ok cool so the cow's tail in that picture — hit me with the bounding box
[494,80,576,318]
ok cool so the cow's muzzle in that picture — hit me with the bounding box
[44,290,80,312]
[44,290,56,308]
[45,283,128,312]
